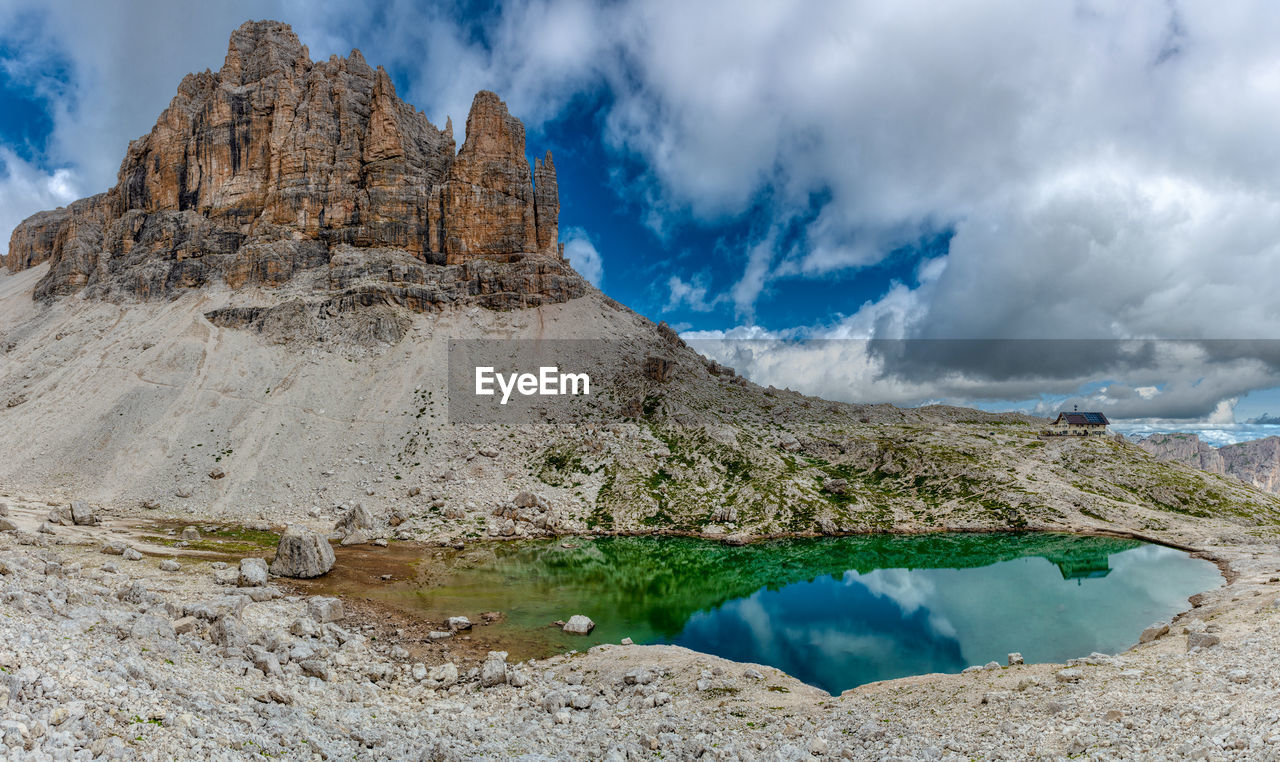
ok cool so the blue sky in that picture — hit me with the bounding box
[3,0,1280,434]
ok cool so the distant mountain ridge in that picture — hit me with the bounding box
[1135,432,1280,493]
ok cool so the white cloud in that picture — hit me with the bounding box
[560,227,603,287]
[664,273,723,313]
[0,149,80,260]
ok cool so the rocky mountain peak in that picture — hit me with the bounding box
[221,20,309,85]
[4,20,578,315]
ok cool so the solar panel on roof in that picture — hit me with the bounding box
[1083,412,1106,424]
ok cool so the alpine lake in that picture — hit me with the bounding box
[318,533,1221,695]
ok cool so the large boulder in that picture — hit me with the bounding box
[269,525,335,578]
[70,501,97,526]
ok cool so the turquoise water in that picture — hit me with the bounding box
[393,534,1220,694]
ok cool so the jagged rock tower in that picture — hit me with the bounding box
[4,20,576,310]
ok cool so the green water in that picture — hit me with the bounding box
[390,533,1220,694]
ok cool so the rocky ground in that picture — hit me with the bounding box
[3,493,1280,761]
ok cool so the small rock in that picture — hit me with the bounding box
[209,467,226,479]
[821,478,848,494]
[339,529,371,546]
[1007,652,1024,666]
[744,668,764,680]
[1227,669,1249,684]
[1056,668,1084,683]
[0,517,16,532]
[621,637,633,645]
[428,663,459,687]
[563,615,595,635]
[250,648,282,678]
[1187,632,1221,651]
[180,526,201,542]
[447,616,472,631]
[266,689,294,705]
[428,631,453,640]
[49,702,85,726]
[480,651,508,687]
[70,501,96,526]
[290,617,320,638]
[129,614,176,641]
[159,559,181,572]
[173,616,200,635]
[299,659,332,681]
[335,503,379,539]
[245,586,282,602]
[1139,622,1170,644]
[306,596,345,623]
[123,547,143,561]
[237,557,269,587]
[209,615,249,648]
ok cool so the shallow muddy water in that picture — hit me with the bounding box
[319,533,1221,694]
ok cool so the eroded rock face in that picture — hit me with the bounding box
[437,91,559,263]
[5,20,575,315]
[1136,432,1280,494]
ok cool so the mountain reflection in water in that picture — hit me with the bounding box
[389,533,1220,694]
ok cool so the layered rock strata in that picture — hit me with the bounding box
[4,20,573,311]
[1137,432,1280,493]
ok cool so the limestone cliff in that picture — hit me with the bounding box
[1135,433,1226,475]
[3,20,574,310]
[1137,432,1280,494]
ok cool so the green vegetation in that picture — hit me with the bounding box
[141,524,278,554]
